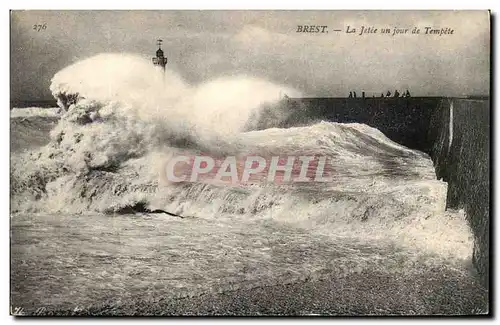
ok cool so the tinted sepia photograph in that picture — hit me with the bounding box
[10,10,490,316]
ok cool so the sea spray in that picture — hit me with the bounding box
[10,53,474,262]
[12,53,302,212]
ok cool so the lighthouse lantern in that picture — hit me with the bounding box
[152,39,167,69]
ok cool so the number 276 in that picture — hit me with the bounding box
[33,24,47,32]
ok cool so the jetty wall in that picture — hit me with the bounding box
[286,97,490,287]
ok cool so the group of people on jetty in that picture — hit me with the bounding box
[348,90,411,98]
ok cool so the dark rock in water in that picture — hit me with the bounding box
[55,92,79,111]
[106,201,185,218]
[75,114,93,125]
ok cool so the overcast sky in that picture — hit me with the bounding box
[11,10,490,100]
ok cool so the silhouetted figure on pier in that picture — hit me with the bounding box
[386,91,391,97]
[394,90,400,98]
[362,91,365,99]
[405,90,411,97]
[381,93,385,98]
[348,91,353,98]
[353,91,357,98]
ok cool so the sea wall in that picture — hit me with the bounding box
[427,98,490,288]
[286,97,441,152]
[285,97,490,287]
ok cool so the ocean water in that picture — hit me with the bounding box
[10,53,479,314]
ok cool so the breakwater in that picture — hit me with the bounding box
[285,96,490,287]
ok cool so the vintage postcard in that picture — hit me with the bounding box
[10,10,490,316]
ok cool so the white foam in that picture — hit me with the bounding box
[10,53,473,263]
[10,107,61,118]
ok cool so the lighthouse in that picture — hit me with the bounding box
[152,39,167,70]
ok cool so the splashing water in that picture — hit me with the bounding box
[11,53,473,265]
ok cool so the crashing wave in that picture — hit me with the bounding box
[10,53,473,262]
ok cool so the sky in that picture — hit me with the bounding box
[10,10,490,100]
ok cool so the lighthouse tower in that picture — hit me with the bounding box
[152,39,167,70]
